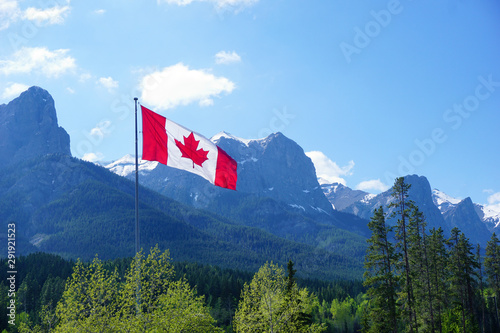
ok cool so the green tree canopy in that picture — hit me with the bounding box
[233,261,326,333]
[49,246,222,333]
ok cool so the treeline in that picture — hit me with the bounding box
[0,178,499,332]
[0,251,366,332]
[24,176,364,281]
[363,177,500,333]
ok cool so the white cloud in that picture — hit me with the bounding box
[158,0,258,10]
[488,192,500,205]
[199,98,214,107]
[139,63,235,110]
[1,82,29,99]
[66,87,75,94]
[305,151,354,185]
[89,120,113,139]
[0,0,21,30]
[356,179,390,193]
[82,152,104,162]
[23,4,70,25]
[215,51,241,65]
[94,9,106,15]
[484,192,500,218]
[79,73,92,82]
[97,76,119,92]
[0,47,76,77]
[160,0,193,5]
[0,1,71,30]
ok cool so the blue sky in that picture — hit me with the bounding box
[0,0,499,209]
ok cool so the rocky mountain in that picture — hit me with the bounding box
[106,132,372,246]
[432,189,462,214]
[0,87,366,280]
[341,175,449,229]
[433,189,500,233]
[324,176,495,246]
[0,86,70,168]
[475,204,500,233]
[321,183,373,211]
[441,197,492,244]
[109,132,335,215]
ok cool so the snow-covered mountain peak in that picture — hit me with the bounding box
[105,155,158,177]
[211,131,261,147]
[317,177,338,186]
[361,193,376,203]
[432,189,461,214]
[479,203,500,230]
[321,183,340,195]
[211,131,289,150]
[483,203,500,220]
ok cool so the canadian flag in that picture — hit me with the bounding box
[141,105,237,190]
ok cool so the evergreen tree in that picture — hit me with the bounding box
[476,244,487,333]
[446,228,479,333]
[485,233,500,301]
[363,206,399,333]
[408,206,436,332]
[389,177,418,332]
[484,232,500,328]
[427,227,449,333]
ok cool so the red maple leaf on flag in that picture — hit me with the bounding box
[174,132,209,168]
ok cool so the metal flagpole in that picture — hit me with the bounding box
[134,97,139,255]
[134,97,141,315]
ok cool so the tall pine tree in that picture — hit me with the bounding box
[427,227,449,333]
[485,233,500,299]
[389,177,418,333]
[408,207,436,332]
[484,232,500,327]
[363,206,399,333]
[446,228,479,333]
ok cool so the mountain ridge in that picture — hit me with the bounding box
[0,86,365,280]
[322,176,498,245]
[0,86,70,168]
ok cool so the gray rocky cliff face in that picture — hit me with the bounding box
[0,86,70,168]
[115,132,334,215]
[327,175,493,246]
[443,197,492,245]
[338,175,445,228]
[321,183,369,211]
[216,132,334,214]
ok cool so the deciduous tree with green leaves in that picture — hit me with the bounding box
[233,261,326,333]
[36,246,222,333]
